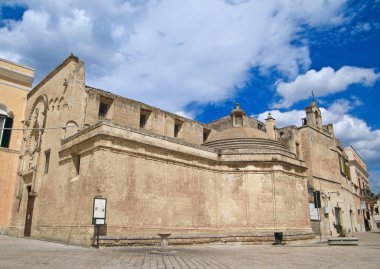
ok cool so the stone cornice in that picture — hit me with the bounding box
[59,121,307,174]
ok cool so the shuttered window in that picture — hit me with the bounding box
[0,115,13,148]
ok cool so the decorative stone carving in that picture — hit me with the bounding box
[49,96,65,112]
[24,95,48,171]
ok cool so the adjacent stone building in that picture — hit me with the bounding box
[374,198,380,229]
[0,59,34,233]
[277,101,372,236]
[4,55,373,245]
[345,146,371,231]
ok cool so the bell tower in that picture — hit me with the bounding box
[265,113,276,139]
[305,100,322,130]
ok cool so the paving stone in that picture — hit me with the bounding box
[0,232,380,269]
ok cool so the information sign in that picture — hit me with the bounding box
[309,203,320,220]
[92,197,107,224]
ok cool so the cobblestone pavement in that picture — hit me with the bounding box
[1,232,380,269]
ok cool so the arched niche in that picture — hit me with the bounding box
[64,120,79,139]
[58,97,64,111]
[53,97,59,111]
[49,98,54,111]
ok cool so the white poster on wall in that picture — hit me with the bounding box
[93,197,107,220]
[360,201,366,210]
[309,203,320,220]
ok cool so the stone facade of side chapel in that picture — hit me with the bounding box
[5,55,371,246]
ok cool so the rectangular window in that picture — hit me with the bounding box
[0,116,5,145]
[235,115,243,126]
[98,102,108,118]
[0,116,13,148]
[257,123,263,130]
[72,154,81,175]
[140,114,147,128]
[345,163,351,179]
[174,120,183,138]
[295,143,300,159]
[98,96,114,119]
[77,156,80,175]
[140,109,151,129]
[44,150,50,174]
[338,155,346,175]
[203,128,211,143]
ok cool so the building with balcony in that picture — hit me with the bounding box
[345,146,371,231]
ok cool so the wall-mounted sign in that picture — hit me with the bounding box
[309,203,320,220]
[92,197,107,225]
[360,201,366,210]
[323,206,329,215]
[95,219,105,225]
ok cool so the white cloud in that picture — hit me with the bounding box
[258,99,380,192]
[351,22,372,35]
[257,99,359,128]
[0,0,347,113]
[257,109,305,127]
[175,110,196,120]
[369,170,380,194]
[274,66,380,108]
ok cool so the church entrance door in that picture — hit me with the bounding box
[24,186,35,237]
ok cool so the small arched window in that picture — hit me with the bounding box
[0,103,13,148]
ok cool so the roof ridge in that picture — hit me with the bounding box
[28,54,79,99]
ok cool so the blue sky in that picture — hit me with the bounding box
[1,0,379,192]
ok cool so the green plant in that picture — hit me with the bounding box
[333,224,347,237]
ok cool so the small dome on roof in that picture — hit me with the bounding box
[230,103,246,116]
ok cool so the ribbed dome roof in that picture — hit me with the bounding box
[206,126,272,143]
[203,126,295,158]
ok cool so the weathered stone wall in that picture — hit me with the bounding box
[9,56,88,236]
[8,56,312,246]
[33,123,309,245]
[297,126,342,236]
[207,114,262,131]
[277,126,300,159]
[299,127,340,184]
[84,87,213,146]
[11,122,311,245]
[0,149,20,233]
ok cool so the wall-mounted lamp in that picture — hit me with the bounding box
[327,191,340,199]
[321,191,328,199]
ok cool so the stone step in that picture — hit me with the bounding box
[327,237,359,246]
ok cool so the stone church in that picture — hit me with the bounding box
[6,55,369,246]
